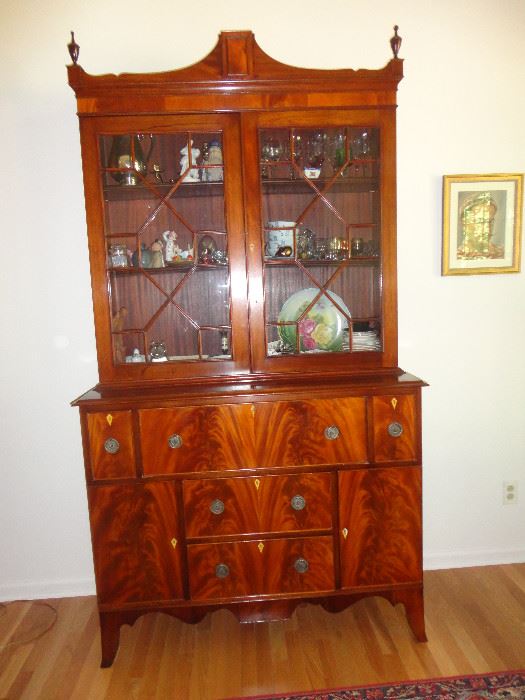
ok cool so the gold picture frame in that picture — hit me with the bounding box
[442,173,523,275]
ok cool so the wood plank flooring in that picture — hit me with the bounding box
[0,564,524,700]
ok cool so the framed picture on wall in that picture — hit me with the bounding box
[442,173,523,275]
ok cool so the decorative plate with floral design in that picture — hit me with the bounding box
[277,288,351,352]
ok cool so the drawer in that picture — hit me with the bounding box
[183,472,333,537]
[187,536,334,600]
[255,398,367,467]
[139,404,257,475]
[87,411,136,480]
[372,394,418,463]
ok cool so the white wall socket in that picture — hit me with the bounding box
[502,481,518,505]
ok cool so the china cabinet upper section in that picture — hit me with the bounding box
[68,29,403,389]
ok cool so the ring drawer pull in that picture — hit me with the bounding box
[388,421,404,438]
[291,495,306,511]
[104,437,120,454]
[215,563,230,579]
[324,425,340,440]
[168,433,183,449]
[294,557,309,574]
[210,498,225,515]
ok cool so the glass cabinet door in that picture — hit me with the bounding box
[90,115,249,382]
[247,114,396,375]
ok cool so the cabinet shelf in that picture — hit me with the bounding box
[103,181,225,202]
[262,175,378,195]
[264,256,379,267]
[109,262,228,274]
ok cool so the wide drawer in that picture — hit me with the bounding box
[139,404,256,475]
[187,536,334,600]
[183,472,333,537]
[254,397,367,467]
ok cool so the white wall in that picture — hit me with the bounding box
[1,0,523,600]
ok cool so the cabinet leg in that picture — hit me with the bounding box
[99,612,122,668]
[394,589,427,642]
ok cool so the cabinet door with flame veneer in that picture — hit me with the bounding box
[372,394,418,463]
[183,472,333,537]
[88,482,184,604]
[188,536,334,600]
[87,411,136,480]
[338,467,422,588]
[139,404,257,475]
[255,398,367,467]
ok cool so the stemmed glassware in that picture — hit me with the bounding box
[261,136,283,178]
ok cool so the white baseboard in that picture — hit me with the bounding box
[0,577,95,602]
[424,547,525,570]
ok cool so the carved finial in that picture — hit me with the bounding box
[390,25,402,58]
[68,31,79,64]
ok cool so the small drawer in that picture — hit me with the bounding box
[372,394,418,463]
[86,411,135,480]
[183,472,333,537]
[255,398,367,467]
[139,404,257,475]
[187,536,334,600]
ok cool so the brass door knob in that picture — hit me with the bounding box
[291,495,306,511]
[104,437,120,454]
[294,557,309,574]
[210,498,225,515]
[324,425,340,440]
[388,421,403,438]
[215,563,230,579]
[168,433,183,449]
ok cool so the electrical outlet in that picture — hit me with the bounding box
[502,481,518,505]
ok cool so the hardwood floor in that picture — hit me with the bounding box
[1,564,524,700]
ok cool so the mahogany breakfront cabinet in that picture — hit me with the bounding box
[68,28,427,666]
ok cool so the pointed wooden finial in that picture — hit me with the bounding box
[68,31,80,64]
[390,25,402,58]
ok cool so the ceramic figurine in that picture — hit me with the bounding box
[132,243,152,268]
[180,140,200,182]
[150,239,165,268]
[162,230,181,263]
[205,140,223,182]
[149,340,168,362]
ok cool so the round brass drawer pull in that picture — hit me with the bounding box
[215,563,230,579]
[210,498,225,515]
[388,421,404,438]
[324,425,340,440]
[294,557,309,574]
[291,495,306,511]
[103,437,120,454]
[168,433,183,449]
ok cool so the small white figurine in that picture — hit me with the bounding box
[180,140,200,182]
[162,230,182,262]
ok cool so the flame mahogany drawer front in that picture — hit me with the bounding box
[255,398,367,467]
[187,536,335,600]
[183,472,333,537]
[87,411,136,480]
[372,395,417,463]
[138,397,367,476]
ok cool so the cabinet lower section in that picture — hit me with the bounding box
[75,375,426,666]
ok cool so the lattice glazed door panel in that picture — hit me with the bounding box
[97,124,246,375]
[259,125,383,358]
